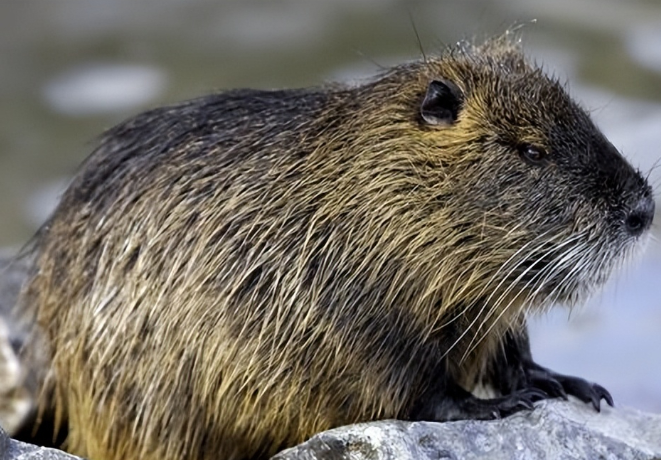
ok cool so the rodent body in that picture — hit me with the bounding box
[22,36,654,459]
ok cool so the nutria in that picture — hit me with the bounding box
[21,35,655,460]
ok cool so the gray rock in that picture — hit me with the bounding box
[1,400,660,460]
[0,428,82,460]
[0,252,34,434]
[273,400,661,460]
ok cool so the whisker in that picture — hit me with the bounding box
[449,229,580,360]
[461,233,587,360]
[437,230,559,356]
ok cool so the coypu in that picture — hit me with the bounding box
[21,35,655,460]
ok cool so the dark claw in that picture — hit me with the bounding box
[525,387,550,402]
[591,383,614,410]
[514,399,534,411]
[496,387,548,417]
[553,374,614,412]
[528,370,568,401]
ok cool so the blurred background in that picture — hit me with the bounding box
[0,0,660,412]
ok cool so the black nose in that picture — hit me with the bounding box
[625,194,655,236]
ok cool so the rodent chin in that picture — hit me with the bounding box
[497,220,650,310]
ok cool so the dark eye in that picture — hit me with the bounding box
[518,144,548,165]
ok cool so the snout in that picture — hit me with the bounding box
[624,193,655,237]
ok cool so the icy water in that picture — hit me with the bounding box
[0,0,660,411]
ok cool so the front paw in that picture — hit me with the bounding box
[491,387,549,418]
[527,366,613,411]
[553,374,613,411]
[412,383,548,422]
[527,367,568,400]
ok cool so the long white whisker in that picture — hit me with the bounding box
[447,230,579,360]
[437,232,559,357]
[461,231,589,360]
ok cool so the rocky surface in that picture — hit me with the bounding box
[274,400,661,460]
[1,400,660,460]
[0,252,33,435]
[0,429,82,460]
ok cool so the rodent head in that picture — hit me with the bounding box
[361,38,655,317]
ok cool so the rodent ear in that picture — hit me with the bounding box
[420,79,463,126]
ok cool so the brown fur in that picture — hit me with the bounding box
[21,35,653,459]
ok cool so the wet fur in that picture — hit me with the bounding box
[22,36,652,459]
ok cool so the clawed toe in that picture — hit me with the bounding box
[585,382,614,411]
[494,387,549,417]
[527,369,568,400]
[534,369,614,411]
